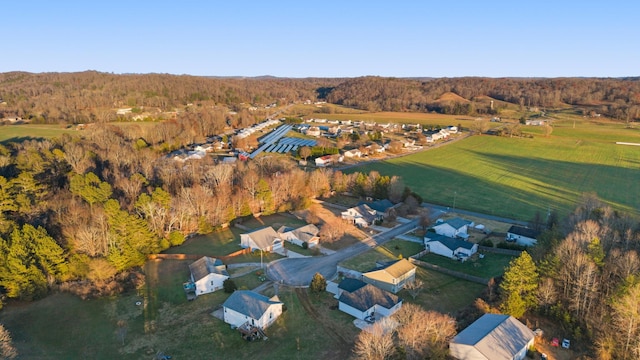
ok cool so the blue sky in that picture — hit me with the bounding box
[4,1,639,77]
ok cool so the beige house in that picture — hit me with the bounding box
[240,227,283,252]
[277,224,320,248]
[362,259,416,294]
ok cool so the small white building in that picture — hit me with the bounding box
[432,217,473,239]
[506,225,540,247]
[425,234,478,259]
[222,290,284,330]
[315,155,333,167]
[338,279,402,321]
[450,314,535,360]
[240,227,283,252]
[343,149,362,158]
[188,256,229,296]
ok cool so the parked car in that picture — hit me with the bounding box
[541,353,548,360]
[562,338,571,349]
[550,338,559,347]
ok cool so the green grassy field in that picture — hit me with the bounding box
[350,119,640,220]
[418,253,515,279]
[0,124,76,143]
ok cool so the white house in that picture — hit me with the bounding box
[343,149,362,158]
[277,224,320,248]
[506,225,541,247]
[305,126,321,137]
[362,259,416,294]
[425,234,478,259]
[188,256,229,296]
[240,227,283,252]
[338,279,402,321]
[315,155,333,167]
[450,314,535,360]
[222,290,284,330]
[341,204,379,228]
[432,217,474,239]
[447,125,459,133]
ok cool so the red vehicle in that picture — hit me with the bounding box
[551,338,560,347]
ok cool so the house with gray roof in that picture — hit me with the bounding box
[222,290,284,330]
[277,223,320,248]
[188,256,229,296]
[425,233,478,259]
[449,313,535,360]
[432,217,474,239]
[507,225,541,247]
[240,226,283,252]
[341,204,380,228]
[338,279,402,321]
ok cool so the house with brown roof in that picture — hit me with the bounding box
[240,227,283,252]
[362,259,416,294]
[449,313,535,360]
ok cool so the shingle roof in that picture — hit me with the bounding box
[364,259,415,282]
[223,290,283,320]
[358,199,395,213]
[339,283,401,312]
[189,256,227,282]
[338,278,368,293]
[290,224,319,242]
[443,217,472,230]
[452,314,535,360]
[245,227,280,249]
[508,225,540,239]
[426,234,476,251]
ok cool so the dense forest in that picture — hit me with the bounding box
[2,72,640,123]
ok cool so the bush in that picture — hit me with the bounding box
[223,279,237,293]
[309,273,327,293]
[478,239,494,247]
[302,242,309,250]
[497,242,526,251]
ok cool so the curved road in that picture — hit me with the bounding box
[266,218,419,286]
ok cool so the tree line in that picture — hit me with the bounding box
[0,123,410,305]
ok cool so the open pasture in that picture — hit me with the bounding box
[353,119,640,220]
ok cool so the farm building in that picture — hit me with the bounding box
[506,225,541,246]
[449,314,535,360]
[315,155,333,167]
[432,217,474,239]
[188,256,229,296]
[337,279,402,321]
[362,259,416,294]
[277,224,320,248]
[222,290,284,330]
[240,227,283,252]
[425,233,478,259]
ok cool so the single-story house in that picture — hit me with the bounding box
[425,233,478,259]
[240,227,283,252]
[315,155,333,167]
[359,199,399,218]
[506,225,541,247]
[432,217,474,239]
[338,279,402,321]
[449,313,535,360]
[277,224,320,248]
[188,256,229,296]
[222,290,284,330]
[341,204,380,227]
[305,126,321,137]
[343,149,362,158]
[362,259,416,294]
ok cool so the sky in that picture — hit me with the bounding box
[3,1,639,78]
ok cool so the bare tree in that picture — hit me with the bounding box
[404,278,424,299]
[393,303,456,360]
[353,321,395,360]
[0,324,18,359]
[299,146,311,162]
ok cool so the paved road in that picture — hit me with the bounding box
[266,218,419,286]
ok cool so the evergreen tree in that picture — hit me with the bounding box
[310,272,327,293]
[500,251,539,318]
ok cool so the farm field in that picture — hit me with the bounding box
[350,118,640,220]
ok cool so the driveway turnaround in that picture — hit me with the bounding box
[266,219,419,286]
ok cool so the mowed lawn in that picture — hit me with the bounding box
[0,124,76,142]
[352,119,640,220]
